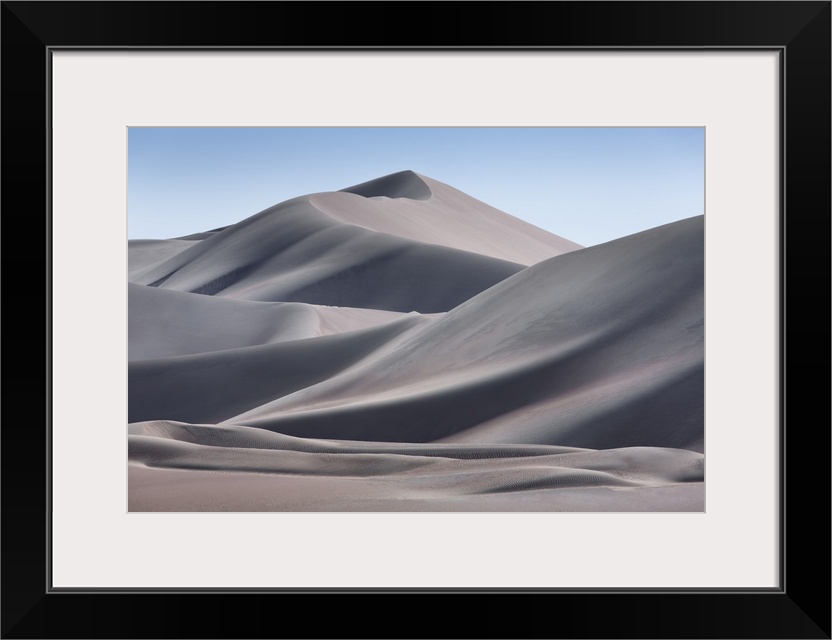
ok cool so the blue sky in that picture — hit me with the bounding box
[128,127,703,247]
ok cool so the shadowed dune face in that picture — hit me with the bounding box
[128,239,198,280]
[129,193,525,313]
[129,315,430,424]
[128,282,436,361]
[128,171,704,512]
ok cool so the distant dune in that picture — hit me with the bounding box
[128,171,704,512]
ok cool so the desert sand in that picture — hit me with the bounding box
[128,170,704,511]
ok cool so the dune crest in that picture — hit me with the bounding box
[340,169,432,200]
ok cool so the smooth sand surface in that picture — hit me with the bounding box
[129,421,703,511]
[319,171,582,264]
[128,238,198,280]
[129,180,527,314]
[128,172,704,511]
[229,216,704,452]
[129,314,430,424]
[129,282,428,361]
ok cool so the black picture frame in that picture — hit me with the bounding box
[2,2,829,638]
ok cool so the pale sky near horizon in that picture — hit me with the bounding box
[128,127,704,247]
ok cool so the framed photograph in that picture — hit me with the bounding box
[3,2,829,638]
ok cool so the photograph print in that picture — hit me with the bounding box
[127,127,704,512]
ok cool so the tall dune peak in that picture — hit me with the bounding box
[339,170,432,201]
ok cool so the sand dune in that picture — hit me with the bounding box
[129,464,703,512]
[340,170,433,201]
[128,172,704,512]
[227,216,704,452]
[317,170,582,264]
[129,198,524,313]
[128,181,537,313]
[129,314,430,424]
[127,171,579,312]
[129,282,426,361]
[128,238,198,280]
[129,420,703,511]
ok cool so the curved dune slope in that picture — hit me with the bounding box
[129,283,425,361]
[316,170,582,264]
[129,314,431,424]
[129,192,524,313]
[128,238,198,280]
[227,216,704,451]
